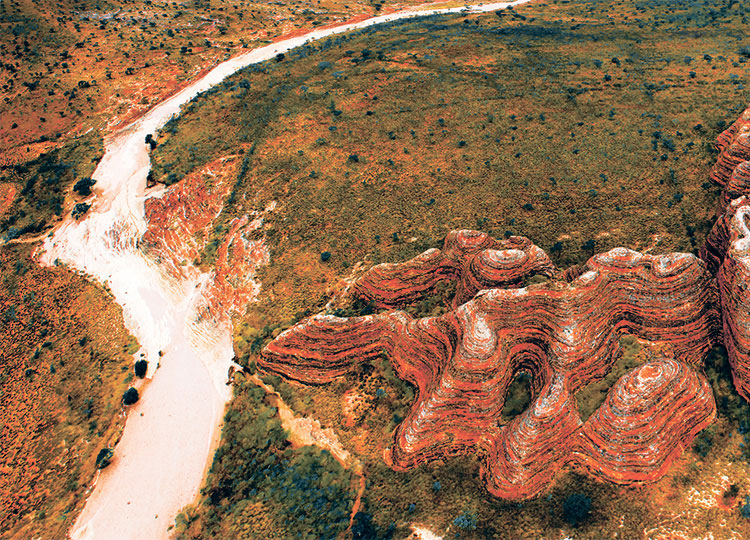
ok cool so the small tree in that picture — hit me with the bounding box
[73,177,96,196]
[123,387,139,405]
[95,447,114,469]
[453,511,478,530]
[134,359,148,378]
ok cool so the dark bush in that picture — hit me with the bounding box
[320,251,331,262]
[123,387,139,405]
[95,447,114,469]
[73,177,96,196]
[72,202,91,220]
[563,492,591,526]
[453,511,478,530]
[134,359,148,378]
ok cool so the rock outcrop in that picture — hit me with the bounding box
[353,230,554,309]
[716,203,750,401]
[701,107,750,402]
[718,161,750,215]
[142,156,269,323]
[573,359,715,484]
[702,196,750,401]
[261,244,718,499]
[711,108,750,187]
[259,105,750,500]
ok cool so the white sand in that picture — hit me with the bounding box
[37,1,536,539]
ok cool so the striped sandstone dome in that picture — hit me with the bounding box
[259,105,750,500]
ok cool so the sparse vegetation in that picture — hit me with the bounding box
[0,243,136,539]
[156,0,750,538]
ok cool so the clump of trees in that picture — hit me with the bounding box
[176,384,355,539]
[563,492,591,526]
[453,511,478,530]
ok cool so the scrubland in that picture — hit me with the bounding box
[0,245,138,539]
[149,0,750,538]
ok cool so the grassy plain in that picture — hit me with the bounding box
[0,245,138,539]
[0,0,433,242]
[152,0,750,538]
[0,0,433,151]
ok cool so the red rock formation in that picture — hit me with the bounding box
[352,230,554,309]
[262,107,750,500]
[141,157,270,323]
[701,196,746,274]
[573,359,715,484]
[711,108,750,187]
[142,157,238,280]
[711,200,750,401]
[483,373,580,499]
[716,107,750,155]
[196,213,270,323]
[718,160,750,215]
[701,108,750,402]
[261,246,718,499]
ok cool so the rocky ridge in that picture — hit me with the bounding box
[701,107,750,403]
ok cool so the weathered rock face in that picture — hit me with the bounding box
[484,358,715,497]
[716,203,750,401]
[701,196,744,274]
[142,157,237,281]
[141,156,269,323]
[573,359,715,484]
[703,197,750,401]
[353,230,555,309]
[261,243,718,499]
[718,161,750,215]
[701,106,750,402]
[711,108,750,187]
